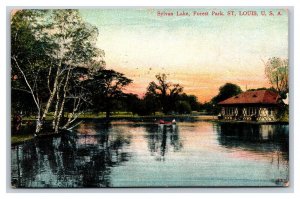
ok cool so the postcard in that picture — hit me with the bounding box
[10,8,289,188]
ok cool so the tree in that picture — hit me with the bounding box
[49,10,105,133]
[11,10,56,134]
[11,10,105,135]
[122,93,141,115]
[199,102,215,114]
[143,93,161,115]
[146,74,183,114]
[175,101,192,114]
[247,87,277,92]
[211,83,242,104]
[178,94,202,111]
[89,69,132,119]
[264,57,288,98]
[61,66,97,129]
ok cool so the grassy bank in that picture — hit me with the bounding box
[76,114,217,123]
[20,112,212,123]
[77,111,207,119]
[12,111,288,145]
[11,134,34,145]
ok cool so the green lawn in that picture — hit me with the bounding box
[20,111,206,121]
[11,134,34,145]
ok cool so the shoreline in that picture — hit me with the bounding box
[75,115,289,124]
[11,115,288,146]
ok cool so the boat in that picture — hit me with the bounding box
[158,119,176,126]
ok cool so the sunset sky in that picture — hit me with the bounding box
[79,8,288,102]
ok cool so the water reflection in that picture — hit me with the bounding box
[217,123,289,155]
[12,124,131,188]
[11,121,289,187]
[216,122,289,185]
[145,124,183,161]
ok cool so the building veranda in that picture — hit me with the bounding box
[218,90,282,122]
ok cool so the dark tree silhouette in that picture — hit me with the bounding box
[211,83,242,104]
[89,69,132,119]
[146,74,183,114]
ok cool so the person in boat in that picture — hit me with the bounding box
[159,119,176,125]
[159,119,165,124]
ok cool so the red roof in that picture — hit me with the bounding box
[218,90,280,105]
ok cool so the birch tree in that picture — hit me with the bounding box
[49,10,105,133]
[11,10,105,135]
[11,10,55,134]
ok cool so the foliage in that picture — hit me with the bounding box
[211,83,242,104]
[198,102,214,114]
[264,57,288,98]
[203,83,242,115]
[11,10,54,116]
[175,101,192,114]
[247,87,277,92]
[88,69,132,119]
[143,93,161,115]
[11,9,105,134]
[117,75,201,116]
[146,73,183,114]
[119,93,139,115]
[178,94,202,111]
[276,105,289,122]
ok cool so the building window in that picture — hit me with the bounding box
[268,108,272,115]
[249,107,257,115]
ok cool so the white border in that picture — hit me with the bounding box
[1,0,299,198]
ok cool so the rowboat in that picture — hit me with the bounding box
[158,119,176,126]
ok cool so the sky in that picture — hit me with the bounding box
[79,8,288,102]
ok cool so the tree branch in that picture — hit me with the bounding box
[47,64,53,94]
[11,87,32,94]
[12,56,40,113]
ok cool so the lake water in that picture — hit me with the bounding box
[11,121,289,188]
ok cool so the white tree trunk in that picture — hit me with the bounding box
[13,57,43,135]
[41,63,62,121]
[54,68,71,133]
